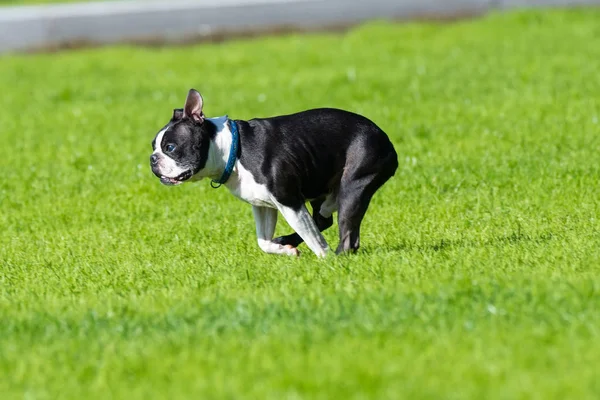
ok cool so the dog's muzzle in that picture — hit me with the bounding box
[150,154,193,186]
[158,170,193,186]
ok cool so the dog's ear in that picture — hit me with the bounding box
[172,108,184,122]
[183,89,204,123]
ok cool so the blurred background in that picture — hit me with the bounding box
[2,0,599,54]
[2,1,600,399]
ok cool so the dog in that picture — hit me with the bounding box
[150,89,398,257]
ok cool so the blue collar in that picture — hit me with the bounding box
[211,119,239,188]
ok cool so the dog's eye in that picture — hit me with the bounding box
[166,144,176,153]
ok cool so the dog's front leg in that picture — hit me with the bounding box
[252,206,299,256]
[274,203,329,258]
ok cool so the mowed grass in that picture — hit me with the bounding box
[1,8,600,399]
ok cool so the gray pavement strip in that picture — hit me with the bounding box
[0,0,598,53]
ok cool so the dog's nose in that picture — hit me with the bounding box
[150,154,159,166]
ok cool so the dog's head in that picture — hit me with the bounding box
[150,89,214,186]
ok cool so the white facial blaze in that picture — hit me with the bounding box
[152,127,189,178]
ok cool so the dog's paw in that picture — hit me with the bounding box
[283,244,300,257]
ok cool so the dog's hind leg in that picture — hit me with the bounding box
[335,178,374,254]
[336,147,397,255]
[253,206,299,256]
[272,198,334,248]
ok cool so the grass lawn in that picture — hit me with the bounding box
[1,8,600,400]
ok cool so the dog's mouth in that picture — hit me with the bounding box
[160,170,193,186]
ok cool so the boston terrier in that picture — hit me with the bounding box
[150,89,398,257]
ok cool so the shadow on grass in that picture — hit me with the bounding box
[372,231,556,254]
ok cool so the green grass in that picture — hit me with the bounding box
[1,8,600,399]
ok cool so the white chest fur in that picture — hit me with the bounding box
[197,116,276,208]
[225,161,276,208]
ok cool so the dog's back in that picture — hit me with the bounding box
[236,108,398,206]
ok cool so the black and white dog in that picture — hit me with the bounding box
[150,89,398,257]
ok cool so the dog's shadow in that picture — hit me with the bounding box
[366,231,555,254]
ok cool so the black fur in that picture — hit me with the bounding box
[151,106,398,254]
[235,108,397,207]
[235,108,398,253]
[150,109,217,179]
